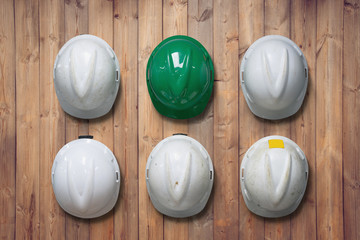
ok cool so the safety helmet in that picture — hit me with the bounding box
[51,136,120,218]
[240,136,309,218]
[240,35,308,120]
[146,134,214,218]
[54,34,120,119]
[146,35,214,119]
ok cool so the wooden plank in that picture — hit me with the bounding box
[113,0,139,239]
[15,0,40,239]
[64,0,90,238]
[0,0,16,239]
[187,0,214,239]
[4,1,359,239]
[316,0,344,239]
[163,0,187,36]
[289,0,317,239]
[39,0,66,239]
[138,0,164,239]
[264,0,291,239]
[238,0,265,239]
[88,0,115,239]
[213,0,239,239]
[343,0,360,239]
[65,0,89,37]
[162,0,189,239]
[264,0,290,36]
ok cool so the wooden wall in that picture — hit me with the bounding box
[0,0,359,239]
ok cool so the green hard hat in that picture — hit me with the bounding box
[146,35,214,119]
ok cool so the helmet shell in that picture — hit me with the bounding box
[54,34,120,119]
[240,35,308,120]
[52,137,120,218]
[146,135,214,217]
[240,136,309,218]
[146,35,214,119]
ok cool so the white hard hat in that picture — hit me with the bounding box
[52,136,120,218]
[240,136,309,218]
[146,134,214,218]
[240,35,308,120]
[54,34,120,119]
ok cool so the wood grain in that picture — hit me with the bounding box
[316,0,344,239]
[88,0,115,239]
[64,0,90,238]
[238,0,265,239]
[15,0,40,238]
[39,0,66,239]
[213,0,239,239]
[0,0,16,239]
[2,0,360,239]
[290,0,317,239]
[188,0,214,239]
[113,0,139,239]
[138,0,164,239]
[343,0,360,239]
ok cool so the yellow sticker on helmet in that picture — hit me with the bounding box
[268,139,284,149]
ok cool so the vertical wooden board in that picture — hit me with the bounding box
[264,0,291,239]
[187,0,214,239]
[65,0,89,37]
[88,0,115,239]
[0,0,16,239]
[343,0,360,239]
[162,0,189,238]
[138,0,164,239]
[290,0,317,239]
[39,0,66,239]
[238,0,265,239]
[316,0,344,239]
[213,0,239,239]
[15,0,40,239]
[113,0,139,239]
[163,0,188,37]
[264,0,290,36]
[5,1,359,239]
[64,0,90,238]
[163,217,188,240]
[187,0,213,54]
